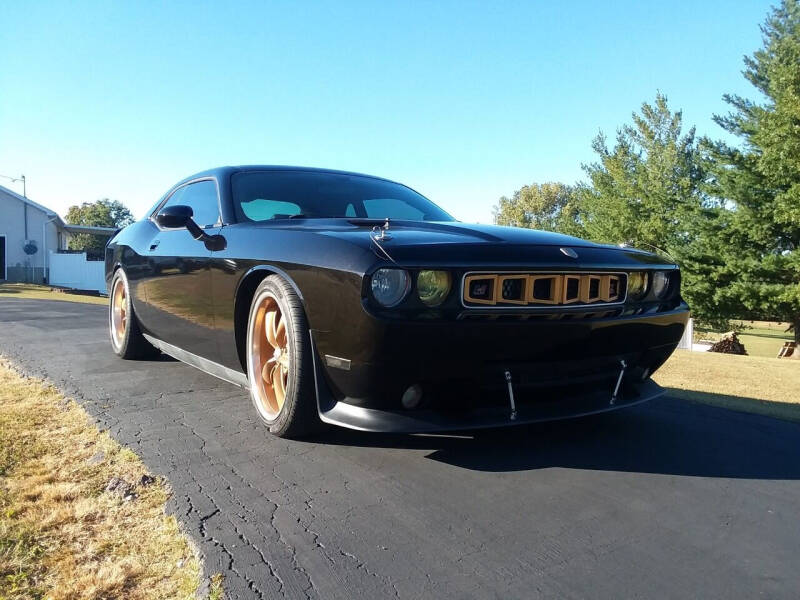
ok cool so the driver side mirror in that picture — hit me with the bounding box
[155,203,227,251]
[155,204,194,229]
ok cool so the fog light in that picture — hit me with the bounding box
[401,384,423,409]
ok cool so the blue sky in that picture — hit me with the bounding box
[0,1,772,224]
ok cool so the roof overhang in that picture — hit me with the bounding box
[62,224,118,236]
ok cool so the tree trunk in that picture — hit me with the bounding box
[795,317,800,345]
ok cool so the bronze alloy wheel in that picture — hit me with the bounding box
[246,275,322,438]
[249,291,291,421]
[110,277,128,349]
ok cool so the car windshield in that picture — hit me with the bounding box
[231,170,455,223]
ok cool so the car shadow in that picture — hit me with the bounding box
[315,396,800,479]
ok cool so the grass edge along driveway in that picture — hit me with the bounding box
[0,283,107,305]
[654,350,800,423]
[0,357,223,600]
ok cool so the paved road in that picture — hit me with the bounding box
[2,298,799,599]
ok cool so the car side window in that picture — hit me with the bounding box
[162,180,220,228]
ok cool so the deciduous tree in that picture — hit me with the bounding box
[66,199,133,251]
[493,182,585,238]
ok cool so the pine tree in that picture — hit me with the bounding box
[580,93,704,255]
[579,93,713,322]
[702,0,800,341]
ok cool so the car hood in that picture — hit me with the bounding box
[251,219,601,248]
[242,218,673,268]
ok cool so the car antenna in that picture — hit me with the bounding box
[618,240,676,262]
[371,217,391,242]
[370,217,396,262]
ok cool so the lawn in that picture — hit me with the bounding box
[0,358,222,600]
[654,349,800,423]
[695,320,794,358]
[0,283,107,305]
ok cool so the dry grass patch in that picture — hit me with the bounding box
[0,357,215,599]
[0,283,107,306]
[654,350,800,422]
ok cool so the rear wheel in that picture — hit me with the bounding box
[246,275,321,438]
[109,269,158,359]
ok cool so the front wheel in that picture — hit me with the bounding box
[246,275,322,438]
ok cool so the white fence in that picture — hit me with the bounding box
[677,317,694,350]
[49,252,106,293]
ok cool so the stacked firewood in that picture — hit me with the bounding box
[708,332,748,355]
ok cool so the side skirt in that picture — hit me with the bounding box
[143,334,250,389]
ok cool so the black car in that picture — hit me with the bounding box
[106,166,688,438]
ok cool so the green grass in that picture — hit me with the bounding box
[0,283,107,305]
[695,320,794,358]
[654,350,800,423]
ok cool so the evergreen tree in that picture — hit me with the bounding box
[580,93,704,254]
[701,0,800,341]
[579,93,713,322]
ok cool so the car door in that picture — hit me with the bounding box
[139,179,223,361]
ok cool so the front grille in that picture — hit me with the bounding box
[462,272,627,308]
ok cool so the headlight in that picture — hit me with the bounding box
[370,268,410,307]
[417,270,452,307]
[627,272,649,300]
[652,271,673,299]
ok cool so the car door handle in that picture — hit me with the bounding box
[149,240,160,251]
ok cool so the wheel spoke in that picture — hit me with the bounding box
[261,361,271,383]
[276,314,286,347]
[272,364,286,409]
[265,309,278,347]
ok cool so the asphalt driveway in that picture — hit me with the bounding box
[1,298,799,599]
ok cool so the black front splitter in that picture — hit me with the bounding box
[318,378,665,433]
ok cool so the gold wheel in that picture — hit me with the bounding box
[111,277,127,348]
[250,293,290,421]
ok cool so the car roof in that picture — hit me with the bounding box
[179,165,400,187]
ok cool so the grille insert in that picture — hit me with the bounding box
[462,272,627,307]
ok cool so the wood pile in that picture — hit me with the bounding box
[778,342,799,359]
[708,332,748,355]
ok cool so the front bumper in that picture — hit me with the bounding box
[309,305,688,432]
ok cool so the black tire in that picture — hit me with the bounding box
[109,269,159,360]
[246,275,323,438]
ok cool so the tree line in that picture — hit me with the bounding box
[494,0,800,342]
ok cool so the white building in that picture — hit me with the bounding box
[0,184,115,284]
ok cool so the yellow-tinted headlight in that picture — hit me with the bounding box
[417,270,452,306]
[627,271,649,300]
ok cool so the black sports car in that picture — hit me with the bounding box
[106,166,688,437]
